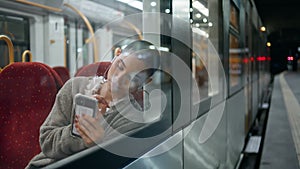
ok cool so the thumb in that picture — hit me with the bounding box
[96,104,106,120]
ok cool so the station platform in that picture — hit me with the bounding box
[259,71,300,169]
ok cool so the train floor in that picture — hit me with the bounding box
[239,70,300,169]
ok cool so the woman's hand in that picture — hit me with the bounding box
[97,82,112,104]
[93,94,109,115]
[75,113,104,147]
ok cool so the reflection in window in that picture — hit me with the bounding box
[244,13,250,85]
[229,2,241,89]
[192,31,209,102]
[230,2,239,31]
[191,0,220,104]
[192,0,209,103]
[229,34,242,87]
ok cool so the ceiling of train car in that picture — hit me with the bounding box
[1,0,141,30]
[253,0,300,46]
[92,0,142,15]
[4,0,299,48]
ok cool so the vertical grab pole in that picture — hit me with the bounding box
[63,3,98,63]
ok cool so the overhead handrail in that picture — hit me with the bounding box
[15,0,62,12]
[22,50,33,62]
[14,1,98,62]
[63,3,98,63]
[124,21,143,40]
[85,21,143,43]
[0,35,14,66]
[13,1,143,61]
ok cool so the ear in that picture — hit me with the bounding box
[114,47,122,57]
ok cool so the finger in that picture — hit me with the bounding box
[93,95,109,107]
[95,109,101,120]
[75,123,94,145]
[93,94,104,102]
[80,114,104,139]
[82,114,99,130]
[76,119,104,145]
[96,105,106,118]
[82,115,104,136]
[78,116,94,135]
[77,120,96,143]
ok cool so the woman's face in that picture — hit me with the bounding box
[106,54,148,99]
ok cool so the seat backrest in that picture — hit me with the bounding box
[75,62,111,78]
[0,62,60,169]
[53,66,70,84]
[38,63,64,90]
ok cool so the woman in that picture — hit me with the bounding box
[26,40,160,169]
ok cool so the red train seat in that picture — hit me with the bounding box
[38,63,64,90]
[0,62,61,169]
[75,62,111,78]
[53,66,70,84]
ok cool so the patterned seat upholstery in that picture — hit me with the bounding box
[38,63,64,90]
[0,62,61,169]
[53,66,70,84]
[75,62,112,78]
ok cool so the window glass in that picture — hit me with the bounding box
[0,13,29,67]
[0,1,173,168]
[192,32,209,100]
[191,0,220,104]
[229,2,242,91]
[229,33,242,88]
[71,0,171,149]
[251,27,258,80]
[230,2,239,31]
[244,12,250,85]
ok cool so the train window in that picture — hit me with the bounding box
[61,0,145,75]
[230,2,239,32]
[0,0,271,168]
[191,0,221,104]
[251,27,259,80]
[0,13,30,67]
[191,0,209,102]
[229,33,242,88]
[244,12,250,85]
[65,0,170,129]
[229,1,243,93]
[207,0,221,97]
[68,0,172,164]
[192,32,209,101]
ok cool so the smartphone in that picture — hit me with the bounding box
[72,93,98,137]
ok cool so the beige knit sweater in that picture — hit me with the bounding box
[26,77,144,168]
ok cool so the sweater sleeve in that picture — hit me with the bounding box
[39,78,88,159]
[101,99,145,143]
